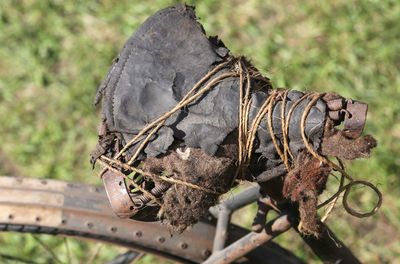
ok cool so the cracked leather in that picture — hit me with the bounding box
[94,4,326,175]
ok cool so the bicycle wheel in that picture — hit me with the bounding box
[0,176,302,263]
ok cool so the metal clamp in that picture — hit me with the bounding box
[102,169,137,219]
[326,97,368,139]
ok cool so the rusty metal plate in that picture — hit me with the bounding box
[343,101,368,139]
[102,169,137,218]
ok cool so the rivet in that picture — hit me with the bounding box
[202,249,212,259]
[158,237,165,243]
[8,214,14,219]
[181,242,188,249]
[87,222,94,228]
[61,219,67,225]
[110,227,117,233]
[35,217,41,222]
[135,231,142,237]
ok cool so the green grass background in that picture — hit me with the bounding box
[0,0,399,263]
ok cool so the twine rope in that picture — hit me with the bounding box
[98,58,240,201]
[99,155,220,195]
[96,57,381,220]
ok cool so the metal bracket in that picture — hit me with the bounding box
[102,169,137,219]
[326,97,368,139]
[343,100,368,139]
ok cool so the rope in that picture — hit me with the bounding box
[280,90,292,169]
[95,57,382,221]
[99,155,220,195]
[321,159,345,223]
[97,159,162,206]
[97,57,243,207]
[300,94,382,219]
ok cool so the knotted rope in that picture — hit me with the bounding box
[96,57,382,221]
[98,58,241,205]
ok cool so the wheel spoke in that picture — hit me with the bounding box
[64,238,71,264]
[32,235,63,264]
[0,254,38,264]
[87,244,103,263]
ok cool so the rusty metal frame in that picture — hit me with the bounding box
[209,185,260,252]
[203,214,292,264]
[206,186,293,264]
[205,185,362,264]
[100,171,363,263]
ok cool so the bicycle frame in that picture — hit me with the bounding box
[206,185,361,264]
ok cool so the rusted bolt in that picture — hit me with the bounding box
[110,227,117,233]
[180,242,188,249]
[135,231,142,237]
[87,222,94,229]
[8,214,14,220]
[202,249,211,259]
[158,237,165,243]
[35,217,41,222]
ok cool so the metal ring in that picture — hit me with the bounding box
[342,180,382,218]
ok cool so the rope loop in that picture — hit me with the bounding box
[342,180,383,218]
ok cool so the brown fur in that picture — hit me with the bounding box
[321,119,377,160]
[298,189,321,236]
[139,110,377,235]
[283,151,331,236]
[143,147,236,232]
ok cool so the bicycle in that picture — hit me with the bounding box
[0,3,381,263]
[0,175,362,263]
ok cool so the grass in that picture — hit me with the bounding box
[0,0,399,262]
